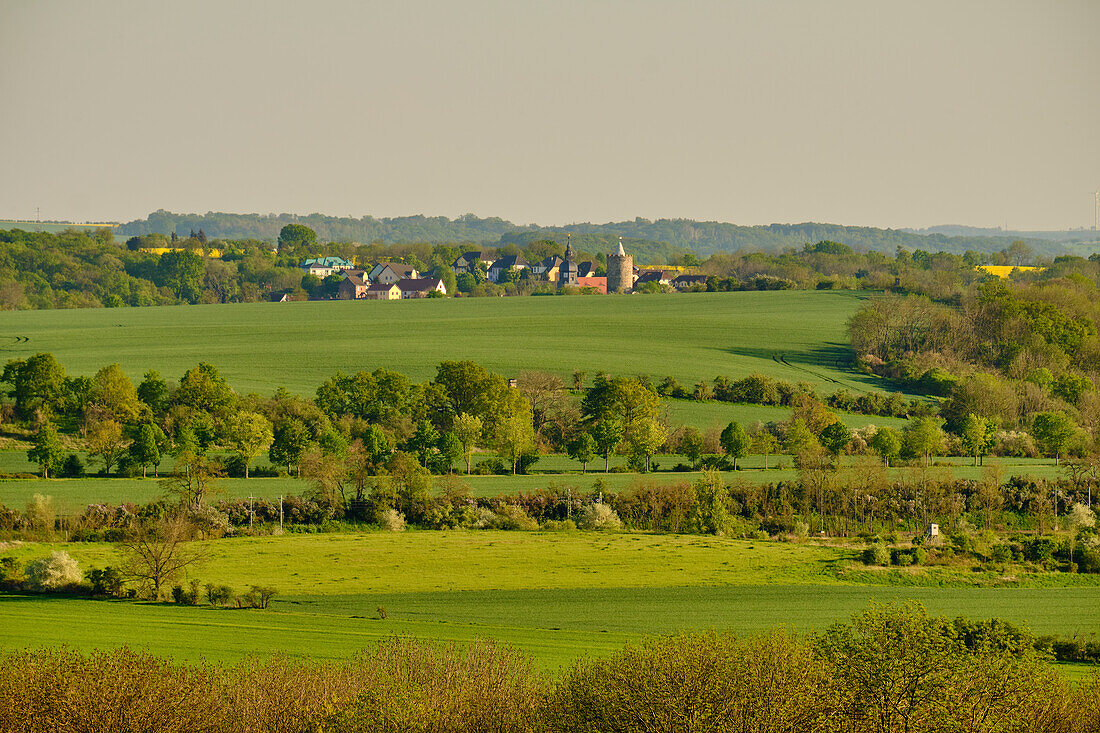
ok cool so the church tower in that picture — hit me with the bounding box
[559,237,579,287]
[606,237,633,293]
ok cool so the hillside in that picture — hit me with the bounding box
[0,290,878,396]
[117,210,1080,258]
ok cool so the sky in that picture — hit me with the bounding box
[1,0,1098,231]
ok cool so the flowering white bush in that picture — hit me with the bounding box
[25,551,82,590]
[577,503,622,531]
[379,508,406,532]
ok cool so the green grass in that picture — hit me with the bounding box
[0,291,888,395]
[2,532,1098,670]
[664,398,909,431]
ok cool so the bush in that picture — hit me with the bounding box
[862,543,890,566]
[541,519,577,532]
[378,508,406,532]
[911,547,928,565]
[86,567,124,597]
[205,583,234,606]
[25,551,82,591]
[576,503,623,531]
[890,550,914,566]
[990,544,1012,563]
[59,453,84,478]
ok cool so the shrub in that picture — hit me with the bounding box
[25,551,82,591]
[990,544,1012,563]
[205,583,234,606]
[911,547,928,565]
[85,567,124,597]
[576,503,623,531]
[59,453,84,478]
[378,508,406,532]
[862,543,890,566]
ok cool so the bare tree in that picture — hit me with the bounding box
[119,515,207,599]
[160,451,224,509]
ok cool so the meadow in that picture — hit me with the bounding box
[0,290,885,395]
[2,531,1098,671]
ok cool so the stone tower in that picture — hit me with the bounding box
[607,237,633,293]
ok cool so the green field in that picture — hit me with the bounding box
[2,531,1098,671]
[0,291,886,395]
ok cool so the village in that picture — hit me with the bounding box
[296,240,710,300]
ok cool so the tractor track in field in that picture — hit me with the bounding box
[772,352,867,393]
[0,336,29,352]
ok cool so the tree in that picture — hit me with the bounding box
[407,419,441,467]
[677,427,705,469]
[719,422,751,470]
[1032,411,1076,465]
[870,427,902,467]
[27,423,64,478]
[494,410,535,474]
[903,417,944,466]
[90,363,143,423]
[176,362,235,415]
[227,411,273,478]
[752,430,779,470]
[156,249,205,302]
[269,419,311,476]
[567,432,597,474]
[136,370,169,415]
[278,224,317,249]
[592,419,624,473]
[160,452,224,509]
[783,418,819,456]
[1,352,67,418]
[959,414,996,466]
[435,432,462,474]
[119,516,206,599]
[129,423,164,478]
[819,421,852,458]
[453,413,482,474]
[87,419,127,476]
[628,417,667,473]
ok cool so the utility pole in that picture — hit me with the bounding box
[279,495,284,530]
[249,494,254,530]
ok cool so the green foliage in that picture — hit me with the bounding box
[277,223,317,248]
[27,423,64,478]
[719,421,750,469]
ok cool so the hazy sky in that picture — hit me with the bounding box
[2,0,1097,230]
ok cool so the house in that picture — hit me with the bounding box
[576,261,599,278]
[300,257,354,278]
[452,251,493,275]
[532,256,563,281]
[671,274,709,291]
[364,282,401,300]
[370,262,420,284]
[634,269,676,287]
[396,278,447,299]
[338,274,370,299]
[575,276,607,294]
[488,255,529,283]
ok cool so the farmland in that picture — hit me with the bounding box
[0,290,885,395]
[2,531,1098,671]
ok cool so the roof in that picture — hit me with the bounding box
[366,281,400,292]
[672,274,708,283]
[396,278,444,291]
[491,255,528,269]
[454,251,486,266]
[342,274,368,286]
[301,256,353,268]
[541,255,563,268]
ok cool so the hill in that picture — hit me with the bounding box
[117,210,1077,258]
[0,291,880,396]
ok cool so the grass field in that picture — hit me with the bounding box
[0,290,888,395]
[1,532,1098,671]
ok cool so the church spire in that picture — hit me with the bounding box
[616,236,625,256]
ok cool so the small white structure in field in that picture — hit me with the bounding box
[925,523,940,544]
